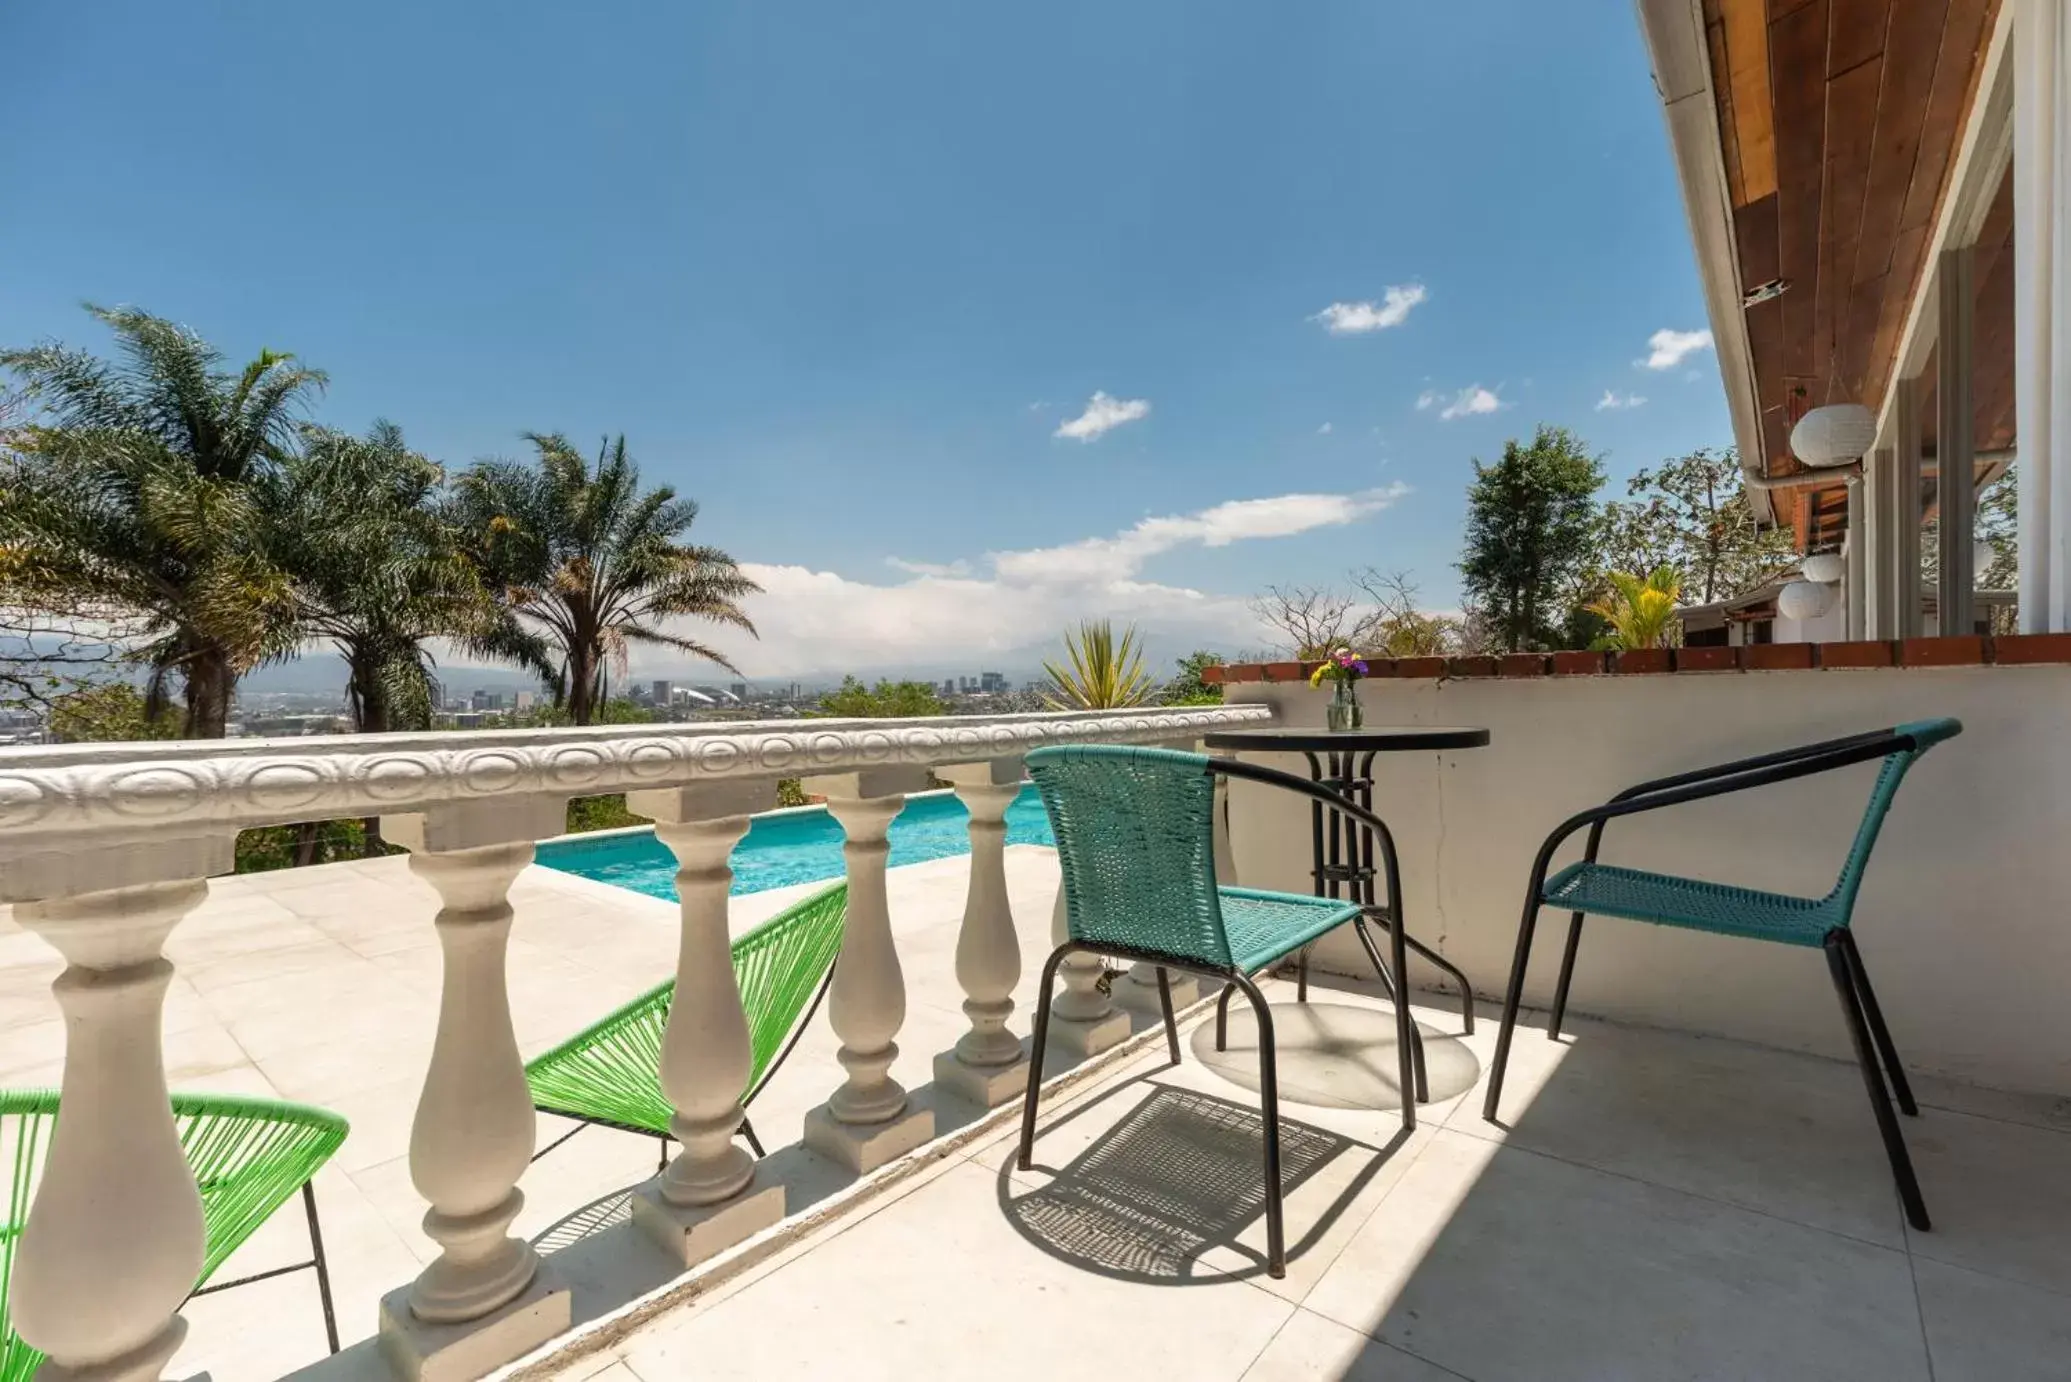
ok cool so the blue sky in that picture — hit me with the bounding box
[1,1,1730,677]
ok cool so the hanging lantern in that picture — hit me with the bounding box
[1800,553,1846,584]
[1790,404,1876,467]
[1777,579,1838,622]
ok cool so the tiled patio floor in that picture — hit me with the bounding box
[534,975,2071,1382]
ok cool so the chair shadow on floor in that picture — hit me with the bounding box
[1000,1078,1409,1284]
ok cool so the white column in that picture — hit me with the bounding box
[1939,246,1980,636]
[625,782,785,1265]
[10,844,226,1382]
[379,801,571,1382]
[932,761,1030,1106]
[1845,476,1868,640]
[1045,861,1130,1060]
[2016,0,2068,629]
[801,769,935,1174]
[1894,378,1927,638]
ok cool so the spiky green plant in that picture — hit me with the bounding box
[448,433,760,725]
[1043,620,1153,710]
[1586,565,1682,650]
[1,306,325,736]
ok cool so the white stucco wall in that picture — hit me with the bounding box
[1221,665,2071,1096]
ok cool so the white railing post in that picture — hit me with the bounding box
[1046,878,1130,1059]
[932,760,1029,1106]
[800,769,935,1173]
[623,782,785,1265]
[378,799,571,1382]
[8,834,230,1382]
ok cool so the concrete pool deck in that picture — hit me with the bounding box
[0,845,1080,1382]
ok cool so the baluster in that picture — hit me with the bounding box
[624,784,785,1264]
[932,760,1029,1106]
[378,801,572,1381]
[1047,871,1131,1059]
[9,834,229,1382]
[801,769,936,1173]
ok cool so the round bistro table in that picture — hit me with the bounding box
[1202,724,1491,1101]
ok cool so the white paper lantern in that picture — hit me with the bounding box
[1800,553,1846,584]
[1790,404,1876,467]
[1777,579,1838,622]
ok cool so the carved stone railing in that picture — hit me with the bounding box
[0,704,1267,1382]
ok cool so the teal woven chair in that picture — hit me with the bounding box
[1482,719,1962,1230]
[1019,745,1420,1279]
[0,1090,350,1380]
[527,881,846,1170]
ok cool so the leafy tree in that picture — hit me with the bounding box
[1162,650,1224,705]
[450,433,760,725]
[1,306,325,735]
[1458,425,1606,651]
[1043,620,1153,710]
[1586,566,1682,649]
[45,682,182,743]
[817,676,946,718]
[1349,570,1463,656]
[1597,448,1796,606]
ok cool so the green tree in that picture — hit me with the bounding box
[817,676,946,717]
[1043,620,1153,710]
[450,433,760,725]
[1458,425,1606,651]
[45,682,182,743]
[1162,650,1224,705]
[1,306,325,735]
[1597,448,1796,606]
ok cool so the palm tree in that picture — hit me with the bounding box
[1043,620,1154,710]
[1586,565,1683,650]
[450,433,759,724]
[0,306,324,736]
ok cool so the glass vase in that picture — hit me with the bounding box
[1326,679,1363,732]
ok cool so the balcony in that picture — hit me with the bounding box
[1,671,2068,1382]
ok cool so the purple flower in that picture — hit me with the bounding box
[1351,659,1369,675]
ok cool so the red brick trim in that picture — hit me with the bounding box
[1673,646,1740,673]
[1990,632,2071,665]
[1742,643,1815,671]
[1817,640,1896,669]
[1612,649,1672,674]
[1201,633,2071,685]
[1899,636,1986,667]
[1550,650,1608,675]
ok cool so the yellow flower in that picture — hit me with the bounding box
[1308,663,1326,688]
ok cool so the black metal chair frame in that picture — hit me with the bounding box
[1018,757,1421,1279]
[1481,727,1934,1230]
[184,1179,341,1355]
[529,963,836,1172]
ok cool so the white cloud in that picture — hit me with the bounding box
[1311,284,1426,335]
[1054,391,1151,441]
[632,485,1412,676]
[1316,422,1333,434]
[883,556,971,578]
[1415,390,1440,411]
[1639,327,1714,371]
[1437,385,1503,420]
[1594,389,1647,411]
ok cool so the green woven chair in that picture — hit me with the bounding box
[1018,745,1420,1279]
[527,881,846,1170]
[0,1090,349,1381]
[1482,719,1962,1231]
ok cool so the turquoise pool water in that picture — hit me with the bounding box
[536,787,1056,900]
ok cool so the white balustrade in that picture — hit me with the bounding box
[932,760,1028,1106]
[10,849,225,1382]
[378,801,572,1382]
[801,769,936,1173]
[0,704,1269,1382]
[624,783,785,1265]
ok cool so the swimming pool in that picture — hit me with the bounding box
[536,787,1056,900]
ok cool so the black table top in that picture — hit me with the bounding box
[1202,725,1491,753]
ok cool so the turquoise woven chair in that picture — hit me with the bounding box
[1018,745,1419,1279]
[0,1090,350,1380]
[1482,719,1962,1230]
[527,881,846,1171]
